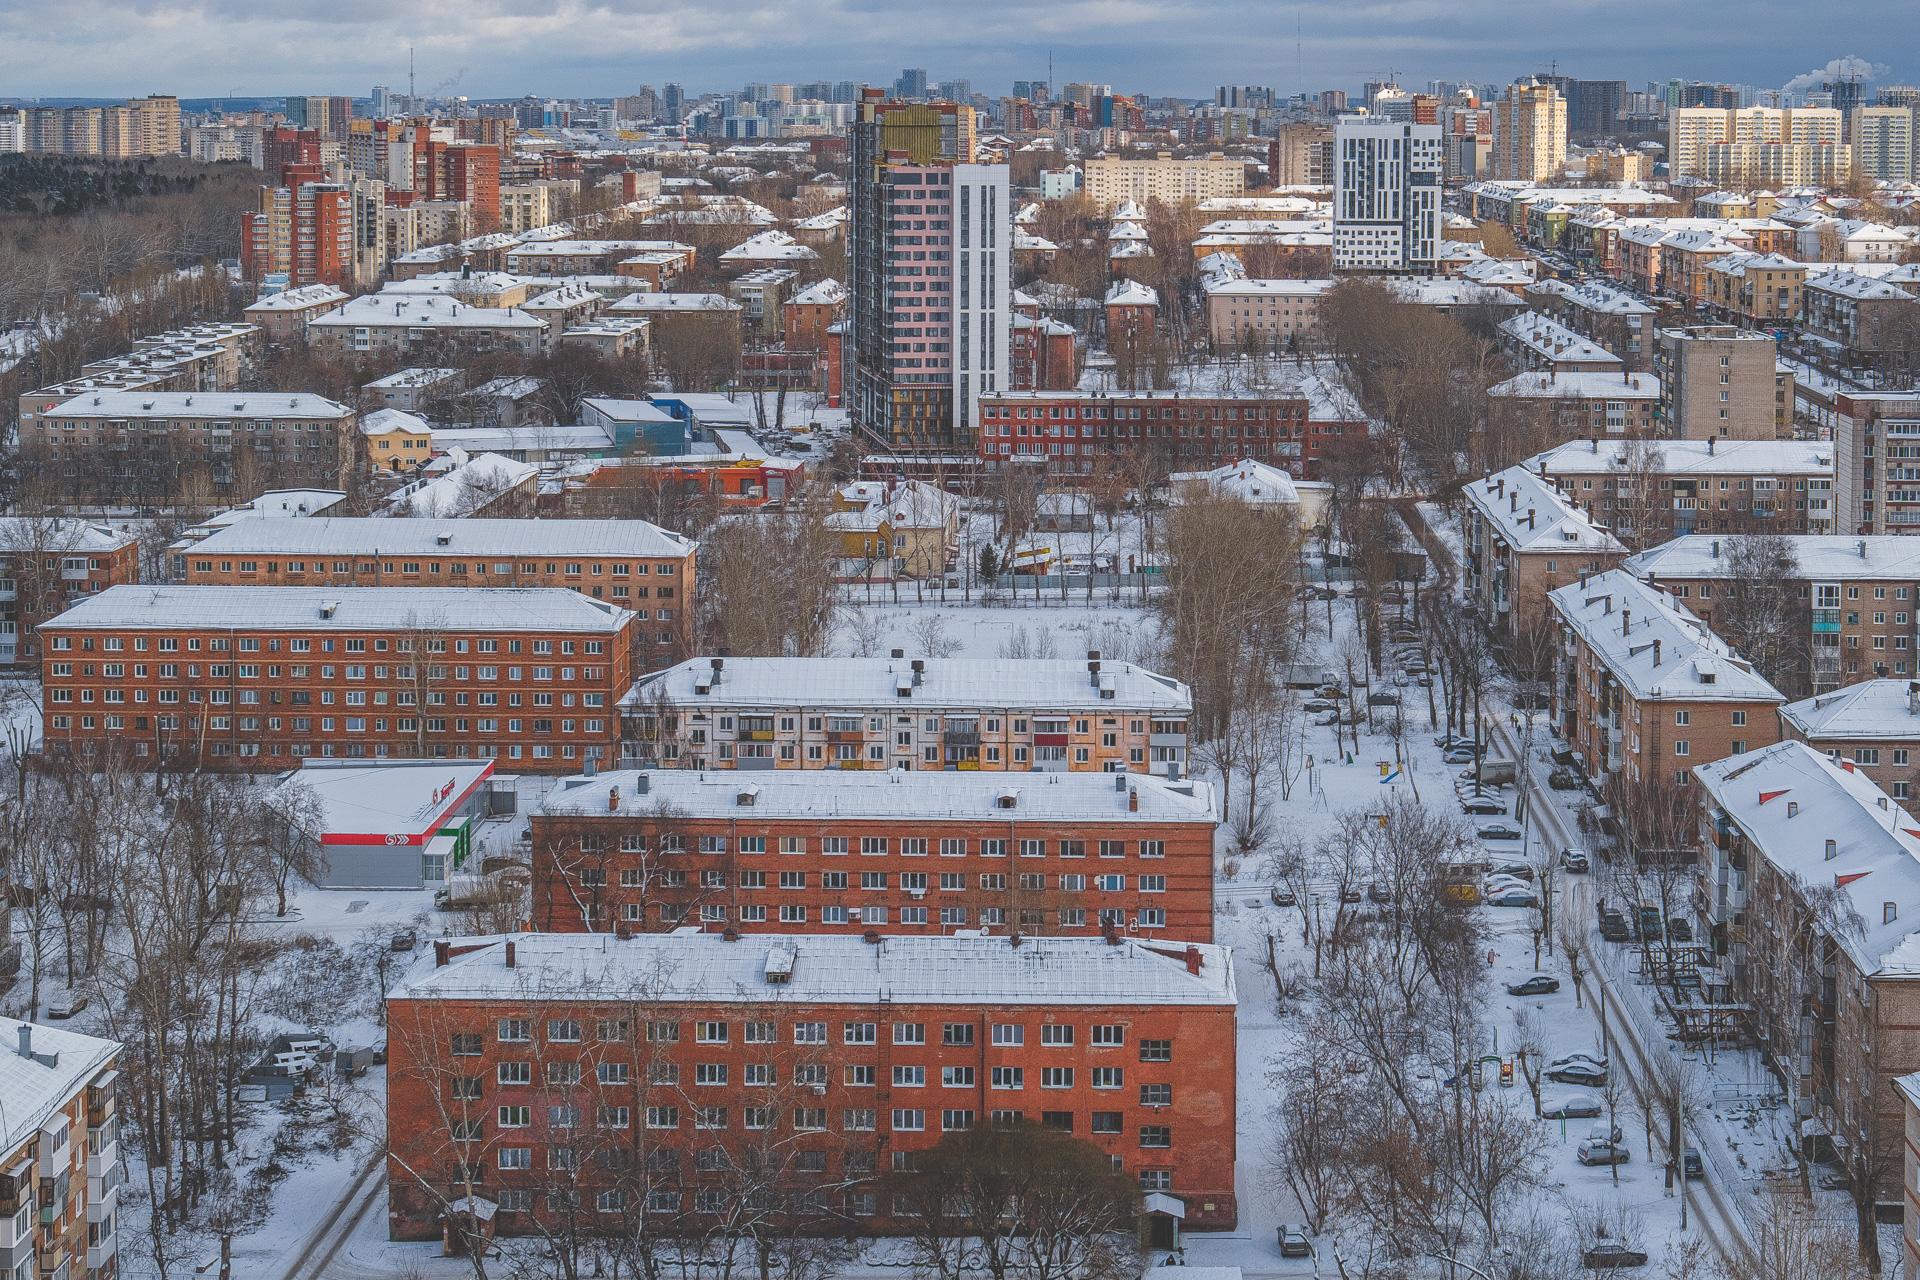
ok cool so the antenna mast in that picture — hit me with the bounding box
[409,46,416,106]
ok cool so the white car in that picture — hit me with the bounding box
[1541,1092,1603,1119]
[1487,885,1538,907]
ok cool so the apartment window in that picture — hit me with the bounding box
[1140,1039,1172,1063]
[992,1023,1025,1046]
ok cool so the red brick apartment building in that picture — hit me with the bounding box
[975,379,1365,481]
[530,769,1217,940]
[384,932,1239,1241]
[177,517,696,666]
[0,518,140,668]
[621,655,1192,776]
[40,586,634,771]
[0,1018,125,1278]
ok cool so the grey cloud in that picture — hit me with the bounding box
[0,0,1908,98]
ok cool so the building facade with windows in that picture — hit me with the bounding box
[0,519,140,668]
[177,518,695,666]
[1548,569,1784,792]
[1627,535,1920,691]
[384,932,1239,1240]
[0,1018,124,1279]
[1779,679,1920,798]
[1530,438,1836,547]
[530,769,1216,940]
[621,655,1190,775]
[1332,116,1441,273]
[39,586,635,772]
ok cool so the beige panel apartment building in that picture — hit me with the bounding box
[1654,326,1789,440]
[622,655,1192,775]
[1082,155,1246,208]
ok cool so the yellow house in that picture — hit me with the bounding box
[361,407,434,473]
[826,479,961,579]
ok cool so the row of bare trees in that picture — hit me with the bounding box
[0,742,346,1277]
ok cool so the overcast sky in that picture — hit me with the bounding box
[0,0,1907,100]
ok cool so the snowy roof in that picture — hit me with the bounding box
[792,206,848,232]
[0,518,135,554]
[1695,742,1920,977]
[1498,314,1622,366]
[361,407,432,437]
[244,283,348,312]
[1488,371,1659,400]
[1387,279,1526,309]
[45,390,353,420]
[1531,438,1833,478]
[1169,458,1301,506]
[607,292,741,313]
[382,272,528,297]
[1547,570,1783,704]
[1112,199,1147,220]
[1015,231,1060,251]
[390,931,1237,1008]
[310,295,545,331]
[1464,467,1626,555]
[185,516,693,560]
[1780,680,1920,743]
[1203,277,1335,299]
[471,376,545,401]
[1627,535,1920,584]
[719,230,819,263]
[1105,279,1158,307]
[827,479,960,532]
[631,656,1192,713]
[431,424,614,453]
[1703,252,1805,278]
[0,1018,119,1154]
[788,278,846,307]
[45,586,635,634]
[504,239,694,258]
[539,768,1215,824]
[1805,269,1916,302]
[1524,279,1658,316]
[384,453,538,518]
[365,367,461,389]
[279,759,496,843]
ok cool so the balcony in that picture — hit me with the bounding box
[87,1230,116,1271]
[85,1138,117,1183]
[86,1176,117,1223]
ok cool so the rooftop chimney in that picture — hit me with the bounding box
[1183,945,1203,975]
[16,1025,29,1061]
[504,941,516,968]
[608,785,620,812]
[434,940,450,967]
[1622,608,1631,635]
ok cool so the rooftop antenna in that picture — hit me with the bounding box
[1296,11,1303,87]
[409,46,416,106]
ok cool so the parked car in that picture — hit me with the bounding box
[1489,861,1534,882]
[1367,691,1399,707]
[1549,1063,1609,1087]
[1477,822,1523,841]
[1270,885,1298,908]
[1541,1093,1602,1119]
[1487,886,1538,907]
[1599,913,1632,942]
[1338,884,1362,904]
[1278,1224,1313,1258]
[1549,1053,1608,1073]
[390,929,418,953]
[1443,747,1479,765]
[1316,685,1346,700]
[1581,1243,1649,1268]
[1506,973,1561,996]
[1636,905,1664,941]
[1548,767,1584,790]
[1560,848,1591,873]
[1304,699,1336,713]
[1417,675,1435,687]
[1461,796,1506,815]
[1435,733,1479,750]
[1367,881,1392,904]
[1314,712,1342,727]
[1577,1138,1631,1166]
[1588,1122,1625,1145]
[1550,741,1578,766]
[1672,1147,1704,1179]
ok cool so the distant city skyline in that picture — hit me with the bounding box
[0,0,1907,102]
